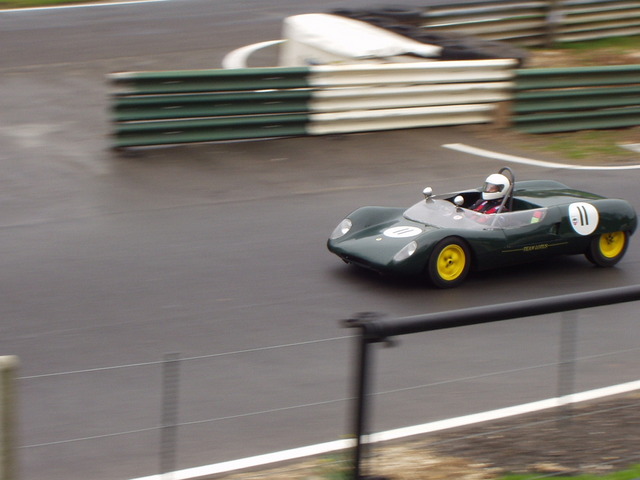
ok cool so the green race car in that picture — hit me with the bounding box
[327,168,637,288]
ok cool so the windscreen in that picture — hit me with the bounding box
[403,199,547,230]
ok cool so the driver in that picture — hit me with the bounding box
[471,173,511,214]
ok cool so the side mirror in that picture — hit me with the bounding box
[454,195,465,207]
[423,187,433,200]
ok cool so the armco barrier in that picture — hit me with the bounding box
[109,61,639,147]
[108,59,516,149]
[421,0,640,45]
[512,64,640,133]
[382,0,640,46]
[109,67,311,94]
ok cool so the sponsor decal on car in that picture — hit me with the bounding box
[503,241,569,254]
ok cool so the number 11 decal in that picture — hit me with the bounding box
[569,202,599,235]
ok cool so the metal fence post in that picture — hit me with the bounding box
[557,311,578,423]
[346,313,391,480]
[1,356,19,480]
[545,0,562,48]
[160,353,181,479]
[352,325,371,480]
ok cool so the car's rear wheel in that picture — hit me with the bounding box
[586,231,628,267]
[427,238,471,288]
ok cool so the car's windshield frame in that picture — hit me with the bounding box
[403,198,548,230]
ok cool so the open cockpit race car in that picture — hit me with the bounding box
[327,168,637,288]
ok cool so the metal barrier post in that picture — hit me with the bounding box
[545,0,561,47]
[160,353,181,479]
[557,310,578,423]
[1,355,19,480]
[346,313,390,480]
[352,324,370,480]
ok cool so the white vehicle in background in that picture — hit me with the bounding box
[223,13,441,69]
[223,11,526,69]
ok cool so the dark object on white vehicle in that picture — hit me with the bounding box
[330,7,529,66]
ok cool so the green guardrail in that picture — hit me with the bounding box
[515,64,640,89]
[513,86,640,113]
[113,113,309,149]
[511,106,640,134]
[113,90,313,122]
[109,67,311,94]
[512,64,640,133]
[109,67,312,148]
[420,0,640,46]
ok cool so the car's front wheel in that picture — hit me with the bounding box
[427,238,471,288]
[586,231,628,267]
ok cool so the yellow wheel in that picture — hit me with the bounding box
[428,238,471,288]
[599,231,625,258]
[586,231,628,267]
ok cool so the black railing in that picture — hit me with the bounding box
[344,285,640,480]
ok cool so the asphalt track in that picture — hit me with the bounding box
[2,1,640,480]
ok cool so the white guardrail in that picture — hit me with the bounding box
[305,59,516,135]
[306,59,516,86]
[307,104,498,135]
[308,82,514,112]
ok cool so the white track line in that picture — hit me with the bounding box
[131,439,354,480]
[130,379,640,480]
[0,0,168,13]
[444,143,640,170]
[621,143,640,153]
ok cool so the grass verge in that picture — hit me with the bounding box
[505,36,640,164]
[501,464,640,480]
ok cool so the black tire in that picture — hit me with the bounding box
[427,238,471,288]
[463,40,529,65]
[385,23,420,38]
[585,231,629,267]
[435,35,530,64]
[413,32,453,46]
[329,8,366,19]
[440,44,488,60]
[353,15,390,28]
[368,6,423,22]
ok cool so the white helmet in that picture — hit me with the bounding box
[481,173,510,201]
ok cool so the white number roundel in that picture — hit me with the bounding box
[383,226,422,238]
[568,202,599,235]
